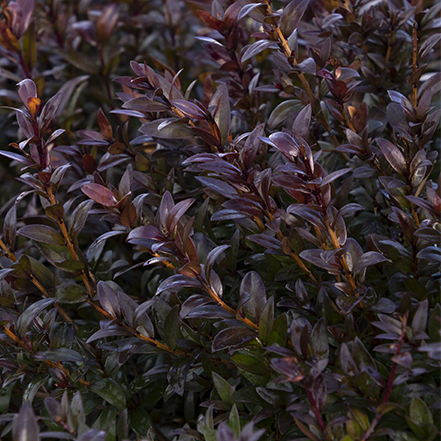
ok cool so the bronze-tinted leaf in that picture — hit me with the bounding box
[81,183,117,207]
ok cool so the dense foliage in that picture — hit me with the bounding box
[0,0,439,440]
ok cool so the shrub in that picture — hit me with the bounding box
[0,0,439,440]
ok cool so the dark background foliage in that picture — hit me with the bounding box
[0,0,439,440]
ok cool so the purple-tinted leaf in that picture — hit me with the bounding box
[40,93,63,132]
[205,245,230,283]
[300,249,339,273]
[377,138,406,175]
[352,251,389,273]
[187,305,233,319]
[320,168,351,187]
[292,57,316,75]
[248,234,282,251]
[240,271,267,323]
[168,358,192,396]
[212,327,257,352]
[110,108,146,118]
[417,246,441,263]
[196,177,237,197]
[292,104,311,139]
[338,203,364,218]
[0,150,33,166]
[18,224,64,246]
[157,275,202,294]
[241,122,265,169]
[336,295,362,314]
[217,422,235,441]
[76,430,106,441]
[12,402,39,441]
[46,128,66,144]
[210,83,230,145]
[268,132,300,158]
[68,200,94,240]
[238,3,265,20]
[418,34,441,63]
[280,0,310,37]
[241,40,278,63]
[17,111,34,138]
[3,204,17,250]
[222,198,264,217]
[171,99,206,119]
[211,209,246,221]
[97,281,121,319]
[81,183,117,207]
[180,295,213,319]
[267,99,303,129]
[418,72,441,98]
[239,422,266,441]
[127,225,164,242]
[17,79,37,106]
[405,195,434,213]
[271,357,304,382]
[90,230,126,249]
[122,97,169,112]
[97,3,120,43]
[166,198,195,234]
[288,205,325,230]
[139,118,193,139]
[16,298,56,338]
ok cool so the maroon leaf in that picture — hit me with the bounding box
[320,168,351,187]
[122,97,169,112]
[267,132,300,158]
[81,183,118,207]
[280,0,310,37]
[376,138,406,175]
[205,245,230,284]
[40,93,63,132]
[292,104,311,139]
[196,177,237,197]
[240,271,267,323]
[241,40,278,63]
[352,251,389,274]
[97,281,121,318]
[3,204,17,249]
[197,10,224,32]
[166,198,195,234]
[212,327,257,352]
[17,79,37,107]
[97,3,120,43]
[210,83,230,145]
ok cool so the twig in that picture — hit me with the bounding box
[46,186,95,298]
[85,299,189,356]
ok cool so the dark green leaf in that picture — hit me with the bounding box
[18,224,65,246]
[90,378,127,411]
